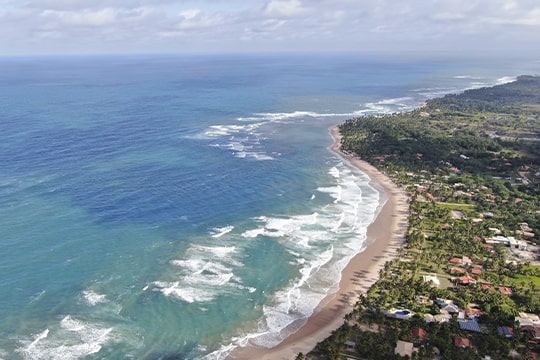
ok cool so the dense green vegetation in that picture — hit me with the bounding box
[306,76,540,360]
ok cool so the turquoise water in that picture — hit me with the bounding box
[0,54,538,359]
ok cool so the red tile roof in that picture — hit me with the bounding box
[499,286,514,296]
[458,274,477,285]
[455,336,470,348]
[451,267,466,274]
[411,327,427,340]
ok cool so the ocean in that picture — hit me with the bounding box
[0,53,538,359]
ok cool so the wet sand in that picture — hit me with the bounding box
[229,126,409,359]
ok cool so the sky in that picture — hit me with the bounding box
[0,0,539,56]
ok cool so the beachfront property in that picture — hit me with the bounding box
[382,308,415,320]
[308,77,540,360]
[487,235,528,250]
[516,313,540,328]
[424,313,452,323]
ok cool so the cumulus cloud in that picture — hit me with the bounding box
[264,0,306,18]
[41,8,118,27]
[179,9,201,20]
[0,0,538,55]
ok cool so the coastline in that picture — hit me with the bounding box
[229,126,409,360]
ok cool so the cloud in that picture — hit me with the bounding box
[481,6,540,26]
[175,9,229,31]
[41,8,118,27]
[0,0,539,55]
[179,9,201,20]
[264,0,306,18]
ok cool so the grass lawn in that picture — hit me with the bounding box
[507,274,540,288]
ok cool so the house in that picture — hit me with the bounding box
[471,268,482,275]
[434,313,452,323]
[465,307,485,318]
[441,303,461,313]
[521,326,540,342]
[488,235,512,245]
[487,235,525,248]
[516,240,528,250]
[499,286,514,296]
[455,336,471,348]
[424,313,452,323]
[451,267,466,274]
[411,327,427,344]
[395,340,415,357]
[488,227,502,234]
[344,340,356,349]
[516,313,540,327]
[497,326,514,339]
[449,256,471,265]
[517,230,535,239]
[422,275,440,287]
[457,274,477,285]
[459,319,482,332]
[436,298,454,307]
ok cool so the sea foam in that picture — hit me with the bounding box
[16,316,112,360]
[204,161,381,357]
[151,243,243,303]
[211,225,234,238]
[82,290,108,306]
[202,101,429,161]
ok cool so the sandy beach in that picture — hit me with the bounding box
[229,126,409,360]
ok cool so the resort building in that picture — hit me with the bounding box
[516,313,540,327]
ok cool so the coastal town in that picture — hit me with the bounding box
[301,76,540,360]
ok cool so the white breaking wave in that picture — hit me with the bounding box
[200,88,446,163]
[413,86,462,98]
[151,243,243,303]
[496,76,517,85]
[202,98,424,162]
[16,316,112,360]
[82,290,108,306]
[415,75,518,99]
[210,225,234,238]
[204,161,382,358]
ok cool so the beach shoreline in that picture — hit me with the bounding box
[229,126,409,360]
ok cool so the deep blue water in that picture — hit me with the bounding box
[0,54,538,359]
